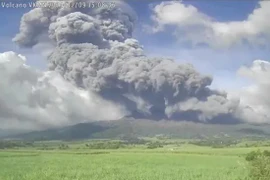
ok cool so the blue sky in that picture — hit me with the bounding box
[1,0,269,90]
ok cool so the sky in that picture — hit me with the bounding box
[1,0,270,129]
[1,0,269,91]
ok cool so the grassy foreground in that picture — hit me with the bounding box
[0,148,250,180]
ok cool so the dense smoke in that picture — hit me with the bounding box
[12,0,243,124]
[13,0,136,47]
[6,0,265,128]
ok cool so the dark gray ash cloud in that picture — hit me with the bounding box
[13,0,136,47]
[3,0,267,129]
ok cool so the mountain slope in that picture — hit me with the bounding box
[5,119,270,141]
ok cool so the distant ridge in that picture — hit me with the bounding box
[3,119,270,141]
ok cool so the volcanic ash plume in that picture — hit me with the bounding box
[11,0,246,125]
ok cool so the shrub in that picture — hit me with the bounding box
[245,150,261,162]
[59,144,69,150]
[147,142,163,149]
[245,150,270,180]
[0,140,34,149]
[85,141,123,149]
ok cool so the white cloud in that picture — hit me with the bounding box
[149,1,270,48]
[0,37,52,70]
[0,51,127,130]
[232,60,270,123]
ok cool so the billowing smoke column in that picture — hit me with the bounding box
[13,0,243,123]
[14,0,136,47]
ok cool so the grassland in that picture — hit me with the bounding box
[2,144,270,180]
[2,136,270,180]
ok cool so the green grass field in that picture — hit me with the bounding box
[0,146,259,180]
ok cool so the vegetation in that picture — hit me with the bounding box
[189,139,240,148]
[0,149,247,180]
[1,137,270,180]
[85,141,123,149]
[0,140,33,149]
[146,141,164,149]
[244,150,270,180]
[59,144,69,150]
